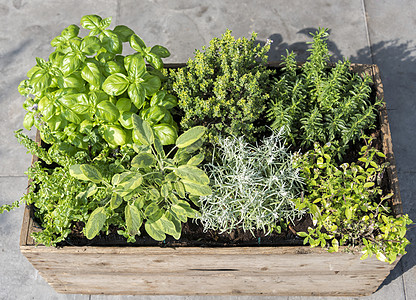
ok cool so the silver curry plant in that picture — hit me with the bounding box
[197,129,305,235]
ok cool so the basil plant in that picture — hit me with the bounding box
[70,116,212,241]
[19,14,178,154]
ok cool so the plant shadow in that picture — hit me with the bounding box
[257,30,416,288]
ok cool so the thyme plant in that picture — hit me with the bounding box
[197,130,305,235]
[170,30,273,144]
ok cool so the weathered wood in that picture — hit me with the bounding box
[19,63,402,296]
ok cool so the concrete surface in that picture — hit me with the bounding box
[0,0,415,299]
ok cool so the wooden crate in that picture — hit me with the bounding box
[20,64,402,296]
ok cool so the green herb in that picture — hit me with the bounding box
[170,29,273,145]
[267,28,380,154]
[198,129,305,235]
[295,137,412,263]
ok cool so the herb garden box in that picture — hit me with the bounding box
[19,63,403,297]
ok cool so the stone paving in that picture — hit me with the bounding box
[1,1,415,299]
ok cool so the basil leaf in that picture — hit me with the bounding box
[100,17,112,30]
[29,69,51,93]
[141,73,161,96]
[145,52,163,70]
[80,36,101,55]
[113,25,135,43]
[81,60,104,87]
[150,45,170,58]
[144,105,166,124]
[150,90,167,107]
[129,34,146,54]
[116,98,131,112]
[104,61,125,75]
[61,108,82,124]
[80,15,102,31]
[84,207,106,239]
[61,24,80,40]
[38,96,56,121]
[132,114,154,145]
[101,30,122,54]
[176,126,206,148]
[69,93,93,115]
[23,112,34,130]
[102,73,129,96]
[125,53,145,79]
[125,204,142,236]
[96,100,120,122]
[153,124,178,145]
[57,72,84,89]
[128,82,146,109]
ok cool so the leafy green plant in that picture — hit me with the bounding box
[170,29,273,144]
[294,137,412,263]
[19,14,178,153]
[267,28,380,154]
[69,116,211,242]
[197,129,305,234]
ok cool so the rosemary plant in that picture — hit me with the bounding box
[197,129,305,235]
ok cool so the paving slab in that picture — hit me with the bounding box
[0,0,415,299]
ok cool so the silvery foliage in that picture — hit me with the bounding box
[197,129,306,235]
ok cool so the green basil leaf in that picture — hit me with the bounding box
[129,34,146,53]
[102,73,129,96]
[81,60,104,87]
[110,193,123,210]
[150,90,167,107]
[143,105,166,124]
[84,207,106,239]
[57,72,84,89]
[67,93,92,115]
[100,17,112,30]
[131,152,156,169]
[104,61,125,75]
[119,111,134,129]
[153,123,178,145]
[96,100,120,122]
[101,30,122,54]
[141,73,161,96]
[145,220,166,241]
[80,164,103,183]
[145,52,163,70]
[162,94,178,109]
[80,15,102,31]
[125,204,142,236]
[174,165,209,185]
[61,52,81,76]
[88,90,108,106]
[176,126,206,148]
[29,69,51,93]
[128,82,146,110]
[113,25,135,43]
[61,108,82,124]
[181,180,212,196]
[80,36,101,55]
[132,114,154,145]
[38,96,56,121]
[101,125,127,146]
[150,45,170,58]
[79,119,94,133]
[23,112,34,130]
[125,53,145,79]
[61,24,80,40]
[116,98,131,112]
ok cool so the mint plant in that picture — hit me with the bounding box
[170,29,273,144]
[198,129,305,235]
[294,137,412,263]
[267,28,380,154]
[19,14,178,153]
